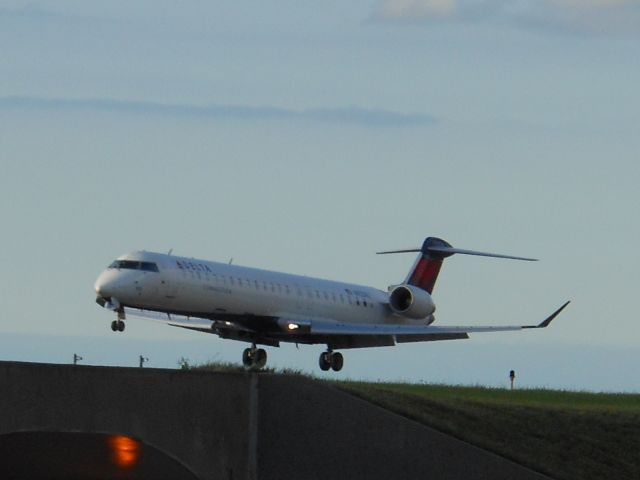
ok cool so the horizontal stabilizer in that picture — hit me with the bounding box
[378,237,537,261]
[427,246,537,262]
[377,248,423,254]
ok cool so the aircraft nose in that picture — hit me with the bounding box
[94,270,120,298]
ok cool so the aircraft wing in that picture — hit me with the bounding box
[300,301,570,337]
[122,307,259,335]
[123,301,569,347]
[123,307,215,331]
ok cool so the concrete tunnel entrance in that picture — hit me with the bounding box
[0,432,199,480]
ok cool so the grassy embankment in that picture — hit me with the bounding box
[183,360,639,480]
[336,381,640,480]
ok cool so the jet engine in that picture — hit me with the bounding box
[389,284,436,320]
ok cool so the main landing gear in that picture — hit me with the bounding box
[319,350,343,372]
[242,344,267,370]
[110,310,126,332]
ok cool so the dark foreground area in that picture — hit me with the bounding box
[0,432,197,480]
[2,360,637,479]
[338,381,640,480]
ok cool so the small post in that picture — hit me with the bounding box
[509,369,516,390]
[73,354,83,365]
[139,355,149,368]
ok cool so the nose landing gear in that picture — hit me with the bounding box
[319,350,343,372]
[110,320,125,332]
[110,309,126,333]
[242,344,267,370]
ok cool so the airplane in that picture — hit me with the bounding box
[93,236,569,372]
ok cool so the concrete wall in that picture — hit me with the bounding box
[0,361,250,480]
[257,375,551,480]
[0,361,551,480]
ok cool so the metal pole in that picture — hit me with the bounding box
[73,354,83,365]
[139,355,148,368]
[509,369,516,390]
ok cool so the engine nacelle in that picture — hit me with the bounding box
[389,284,436,320]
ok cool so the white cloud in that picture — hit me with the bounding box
[0,96,437,128]
[375,0,457,20]
[372,0,640,35]
[548,0,634,8]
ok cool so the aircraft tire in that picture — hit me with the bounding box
[330,352,344,372]
[242,348,253,367]
[319,352,331,371]
[110,321,118,332]
[255,349,267,369]
[117,321,125,332]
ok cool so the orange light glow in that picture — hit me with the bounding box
[107,435,140,469]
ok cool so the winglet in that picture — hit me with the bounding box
[523,301,571,329]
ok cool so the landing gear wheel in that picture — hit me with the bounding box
[242,345,267,370]
[117,321,125,332]
[242,348,253,368]
[319,352,331,371]
[255,349,267,369]
[330,352,344,372]
[110,320,118,332]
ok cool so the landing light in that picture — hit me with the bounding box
[107,435,140,469]
[288,323,300,330]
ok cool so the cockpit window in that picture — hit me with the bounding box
[108,260,159,272]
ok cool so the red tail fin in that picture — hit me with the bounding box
[378,236,536,294]
[407,256,444,294]
[404,238,454,294]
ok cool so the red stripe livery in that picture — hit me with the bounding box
[408,257,443,294]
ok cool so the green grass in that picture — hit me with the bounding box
[335,381,640,480]
[177,357,307,376]
[180,359,638,479]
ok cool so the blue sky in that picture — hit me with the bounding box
[0,1,638,391]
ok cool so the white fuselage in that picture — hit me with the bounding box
[92,242,566,372]
[94,251,428,327]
